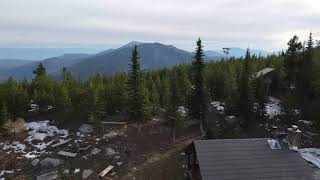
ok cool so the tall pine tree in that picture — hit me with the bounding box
[284,35,303,86]
[167,72,182,143]
[239,48,253,129]
[127,46,147,133]
[189,38,208,134]
[33,63,46,77]
[299,32,313,97]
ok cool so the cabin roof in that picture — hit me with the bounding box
[256,67,274,78]
[194,138,315,180]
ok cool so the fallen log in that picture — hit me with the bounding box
[98,165,114,178]
[51,139,71,148]
[58,151,77,157]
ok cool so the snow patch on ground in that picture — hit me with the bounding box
[2,142,26,153]
[178,106,187,116]
[0,120,69,160]
[74,168,80,174]
[0,170,14,179]
[34,140,54,151]
[265,97,282,119]
[22,121,69,158]
[24,120,68,142]
[211,101,224,111]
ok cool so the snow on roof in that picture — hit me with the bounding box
[256,68,274,78]
[300,148,320,169]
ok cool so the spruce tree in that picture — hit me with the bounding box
[127,46,147,132]
[33,63,46,77]
[284,35,303,86]
[189,38,208,134]
[55,85,71,113]
[160,75,170,109]
[297,33,314,117]
[149,82,160,114]
[299,33,313,97]
[167,73,182,143]
[239,48,253,128]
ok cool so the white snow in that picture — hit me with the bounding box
[2,142,26,153]
[24,120,68,142]
[29,103,39,112]
[74,168,80,174]
[0,120,69,159]
[264,97,282,119]
[0,170,14,178]
[178,106,187,116]
[225,116,235,121]
[34,140,54,150]
[22,152,38,159]
[299,148,320,168]
[211,101,224,111]
[294,109,300,115]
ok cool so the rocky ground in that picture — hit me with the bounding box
[0,116,200,180]
[1,96,315,180]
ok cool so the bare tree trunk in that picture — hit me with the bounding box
[137,122,142,134]
[172,127,176,143]
[200,119,205,136]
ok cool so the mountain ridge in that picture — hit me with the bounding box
[0,42,271,81]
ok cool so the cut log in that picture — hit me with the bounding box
[98,165,114,178]
[79,145,92,151]
[51,139,71,148]
[58,151,77,157]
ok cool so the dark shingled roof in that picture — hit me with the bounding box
[194,138,315,180]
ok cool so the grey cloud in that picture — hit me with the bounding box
[0,0,319,51]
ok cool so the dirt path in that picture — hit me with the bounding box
[120,135,200,180]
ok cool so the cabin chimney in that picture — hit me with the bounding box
[287,125,302,150]
[271,126,278,139]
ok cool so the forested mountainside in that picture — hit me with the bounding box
[0,34,319,138]
[0,42,270,81]
[1,53,91,81]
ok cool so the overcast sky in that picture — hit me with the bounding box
[0,0,319,51]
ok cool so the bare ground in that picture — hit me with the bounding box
[0,116,200,180]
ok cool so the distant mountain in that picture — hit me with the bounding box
[222,48,271,58]
[69,42,194,79]
[0,48,104,60]
[2,53,92,80]
[205,48,271,59]
[119,41,144,49]
[0,59,35,80]
[0,59,34,70]
[204,50,224,59]
[0,42,272,81]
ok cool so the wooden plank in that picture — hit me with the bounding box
[98,165,114,178]
[100,122,127,125]
[58,151,77,157]
[51,139,71,148]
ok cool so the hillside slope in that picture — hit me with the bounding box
[3,53,91,80]
[70,42,194,79]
